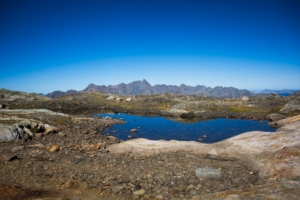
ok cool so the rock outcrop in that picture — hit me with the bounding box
[266,113,286,121]
[0,88,49,101]
[280,96,300,114]
[269,115,300,127]
[0,119,58,143]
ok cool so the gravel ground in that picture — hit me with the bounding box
[0,116,262,200]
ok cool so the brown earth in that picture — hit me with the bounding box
[0,110,263,200]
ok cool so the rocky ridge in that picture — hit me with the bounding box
[0,88,50,102]
[46,80,253,98]
[46,89,78,98]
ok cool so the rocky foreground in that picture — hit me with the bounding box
[0,89,300,199]
[0,108,299,199]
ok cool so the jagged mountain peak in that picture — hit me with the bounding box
[142,79,150,83]
[46,80,253,98]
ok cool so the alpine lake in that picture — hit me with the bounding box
[93,113,276,143]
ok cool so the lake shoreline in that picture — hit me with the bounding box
[94,113,276,143]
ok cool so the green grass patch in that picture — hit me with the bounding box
[228,106,251,112]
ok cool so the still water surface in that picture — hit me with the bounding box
[93,113,276,143]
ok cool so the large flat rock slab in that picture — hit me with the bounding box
[108,139,211,155]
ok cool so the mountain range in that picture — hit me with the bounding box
[46,79,252,98]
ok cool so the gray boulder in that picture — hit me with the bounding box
[0,126,19,143]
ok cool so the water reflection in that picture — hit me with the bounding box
[93,113,276,143]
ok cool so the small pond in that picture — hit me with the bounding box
[93,113,276,143]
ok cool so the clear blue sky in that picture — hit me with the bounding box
[1,0,299,93]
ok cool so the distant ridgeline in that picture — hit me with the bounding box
[259,89,298,97]
[46,79,252,98]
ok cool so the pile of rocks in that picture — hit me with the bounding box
[0,119,58,143]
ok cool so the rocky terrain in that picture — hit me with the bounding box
[1,88,300,199]
[0,89,49,102]
[46,80,253,98]
[1,88,294,121]
[45,89,78,99]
